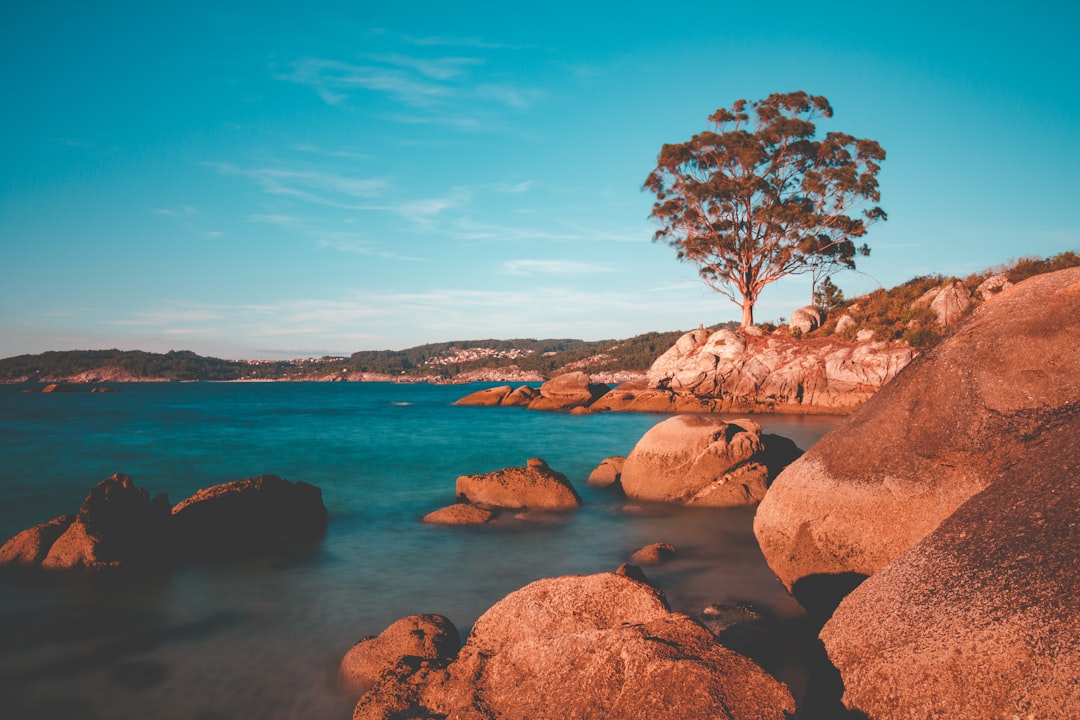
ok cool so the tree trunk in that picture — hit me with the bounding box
[740,295,755,327]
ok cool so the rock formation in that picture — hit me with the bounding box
[350,573,795,720]
[619,416,802,507]
[40,473,170,571]
[421,503,494,526]
[454,458,581,510]
[593,329,916,414]
[1,473,329,572]
[630,542,677,565]
[753,266,1080,612]
[586,455,625,489]
[913,279,972,326]
[819,415,1080,718]
[0,514,74,567]
[525,371,610,411]
[789,305,823,334]
[171,474,328,558]
[453,385,514,406]
[340,614,460,693]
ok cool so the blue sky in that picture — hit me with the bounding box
[2,2,1077,359]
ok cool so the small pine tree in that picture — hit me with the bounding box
[814,276,846,313]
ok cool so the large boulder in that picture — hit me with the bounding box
[0,514,74,568]
[340,614,460,693]
[754,267,1080,610]
[455,458,581,510]
[171,474,328,557]
[352,573,795,720]
[526,371,609,411]
[619,416,801,506]
[789,305,823,334]
[41,473,170,571]
[820,416,1080,719]
[453,385,513,407]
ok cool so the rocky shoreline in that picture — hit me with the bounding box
[4,268,1077,718]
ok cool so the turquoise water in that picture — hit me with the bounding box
[0,382,841,719]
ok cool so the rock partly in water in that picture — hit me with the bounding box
[40,473,170,571]
[340,614,460,694]
[352,573,795,720]
[630,542,677,565]
[619,416,801,506]
[503,384,539,406]
[0,514,75,568]
[421,503,494,526]
[586,455,626,490]
[455,458,581,510]
[820,415,1080,719]
[526,371,610,412]
[754,266,1080,612]
[171,474,328,558]
[452,385,514,407]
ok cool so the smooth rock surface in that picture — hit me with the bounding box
[754,267,1080,609]
[619,416,799,506]
[171,474,328,557]
[820,415,1080,719]
[340,614,460,693]
[526,371,609,411]
[586,456,625,489]
[453,385,513,407]
[0,514,75,567]
[455,458,581,510]
[352,573,795,720]
[422,503,494,525]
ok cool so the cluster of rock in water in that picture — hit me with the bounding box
[4,268,1077,719]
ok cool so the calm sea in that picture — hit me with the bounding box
[0,382,841,719]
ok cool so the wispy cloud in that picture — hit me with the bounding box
[207,162,386,209]
[274,46,543,117]
[503,259,615,275]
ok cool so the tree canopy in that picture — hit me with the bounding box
[644,91,886,327]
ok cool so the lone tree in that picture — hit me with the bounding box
[644,91,886,327]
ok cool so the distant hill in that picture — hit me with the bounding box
[2,252,1075,385]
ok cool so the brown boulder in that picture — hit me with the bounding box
[620,416,799,506]
[453,385,513,407]
[0,514,75,567]
[820,416,1080,719]
[455,458,581,510]
[421,503,494,526]
[353,573,795,720]
[754,267,1080,610]
[629,541,676,565]
[526,371,609,411]
[586,456,626,489]
[340,614,460,693]
[503,385,539,406]
[171,474,328,558]
[41,473,169,571]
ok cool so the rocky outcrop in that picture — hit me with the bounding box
[619,416,802,506]
[340,614,460,693]
[171,474,328,558]
[974,273,1012,300]
[351,573,795,720]
[2,473,330,572]
[586,455,625,489]
[526,371,610,411]
[453,385,514,406]
[913,280,972,326]
[503,384,539,406]
[455,458,581,510]
[0,514,75,567]
[421,503,494,526]
[630,542,677,565]
[40,473,170,571]
[634,329,916,413]
[754,267,1080,611]
[820,415,1080,719]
